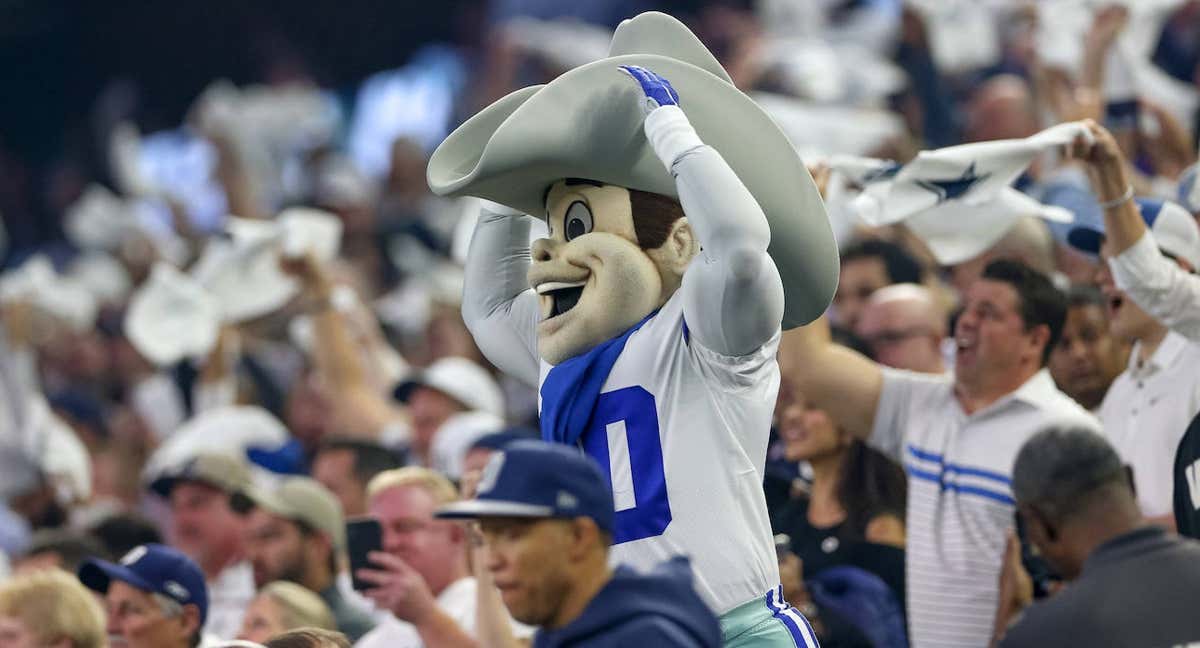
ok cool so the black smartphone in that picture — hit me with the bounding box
[1014,511,1060,599]
[346,517,383,591]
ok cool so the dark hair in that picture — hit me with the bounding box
[542,177,604,208]
[20,529,110,570]
[89,514,163,559]
[295,522,340,577]
[628,188,684,249]
[468,427,539,453]
[1066,284,1105,309]
[315,438,402,486]
[264,628,351,648]
[1012,426,1128,525]
[837,440,908,539]
[47,389,108,438]
[980,259,1067,365]
[840,239,923,285]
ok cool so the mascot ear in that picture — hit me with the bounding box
[661,217,696,275]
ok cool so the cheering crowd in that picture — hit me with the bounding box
[3,1,1200,647]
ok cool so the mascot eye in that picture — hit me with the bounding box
[564,201,594,241]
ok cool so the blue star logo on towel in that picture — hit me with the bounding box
[861,161,901,185]
[915,161,991,204]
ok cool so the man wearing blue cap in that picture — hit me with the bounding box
[79,543,209,648]
[433,440,721,647]
[1067,121,1200,526]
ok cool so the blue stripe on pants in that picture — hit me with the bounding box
[764,586,820,647]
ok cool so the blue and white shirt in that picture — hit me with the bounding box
[870,368,1098,648]
[536,291,782,615]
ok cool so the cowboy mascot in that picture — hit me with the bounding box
[428,12,837,647]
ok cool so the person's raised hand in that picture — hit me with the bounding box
[1140,100,1197,179]
[278,252,332,299]
[358,551,440,624]
[1,298,34,348]
[993,532,1033,643]
[807,163,832,201]
[619,65,680,115]
[1085,5,1129,53]
[1067,119,1131,196]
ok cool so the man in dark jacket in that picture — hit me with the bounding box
[436,439,721,647]
[995,425,1200,647]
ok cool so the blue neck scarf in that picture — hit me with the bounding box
[540,311,657,445]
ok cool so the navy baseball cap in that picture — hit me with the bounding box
[468,427,539,453]
[435,440,615,532]
[79,543,209,624]
[1067,197,1200,269]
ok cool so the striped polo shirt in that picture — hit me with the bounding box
[870,368,1099,648]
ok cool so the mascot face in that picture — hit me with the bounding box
[529,179,696,364]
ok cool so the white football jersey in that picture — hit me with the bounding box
[538,290,781,615]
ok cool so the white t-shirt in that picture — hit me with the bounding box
[871,368,1098,648]
[204,561,255,640]
[1099,331,1200,517]
[353,577,533,648]
[537,291,782,615]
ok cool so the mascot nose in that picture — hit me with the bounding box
[532,237,558,262]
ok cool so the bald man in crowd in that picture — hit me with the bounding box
[964,74,1038,144]
[854,283,948,374]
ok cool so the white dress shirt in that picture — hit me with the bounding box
[1109,231,1200,343]
[1099,331,1200,517]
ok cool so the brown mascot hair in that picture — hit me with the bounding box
[628,188,685,250]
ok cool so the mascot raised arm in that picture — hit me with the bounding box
[428,12,838,647]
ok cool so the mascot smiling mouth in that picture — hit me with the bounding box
[537,280,587,320]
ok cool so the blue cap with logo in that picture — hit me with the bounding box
[435,439,615,532]
[1067,197,1200,269]
[79,543,209,624]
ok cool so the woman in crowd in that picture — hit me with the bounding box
[237,581,337,645]
[263,628,350,648]
[771,374,909,647]
[0,568,107,648]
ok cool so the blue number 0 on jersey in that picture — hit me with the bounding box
[581,386,672,544]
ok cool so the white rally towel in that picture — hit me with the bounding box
[63,183,140,251]
[844,121,1089,227]
[827,125,1079,265]
[191,208,342,323]
[903,189,1072,265]
[0,255,99,333]
[125,262,221,367]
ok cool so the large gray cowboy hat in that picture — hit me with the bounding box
[427,11,838,328]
